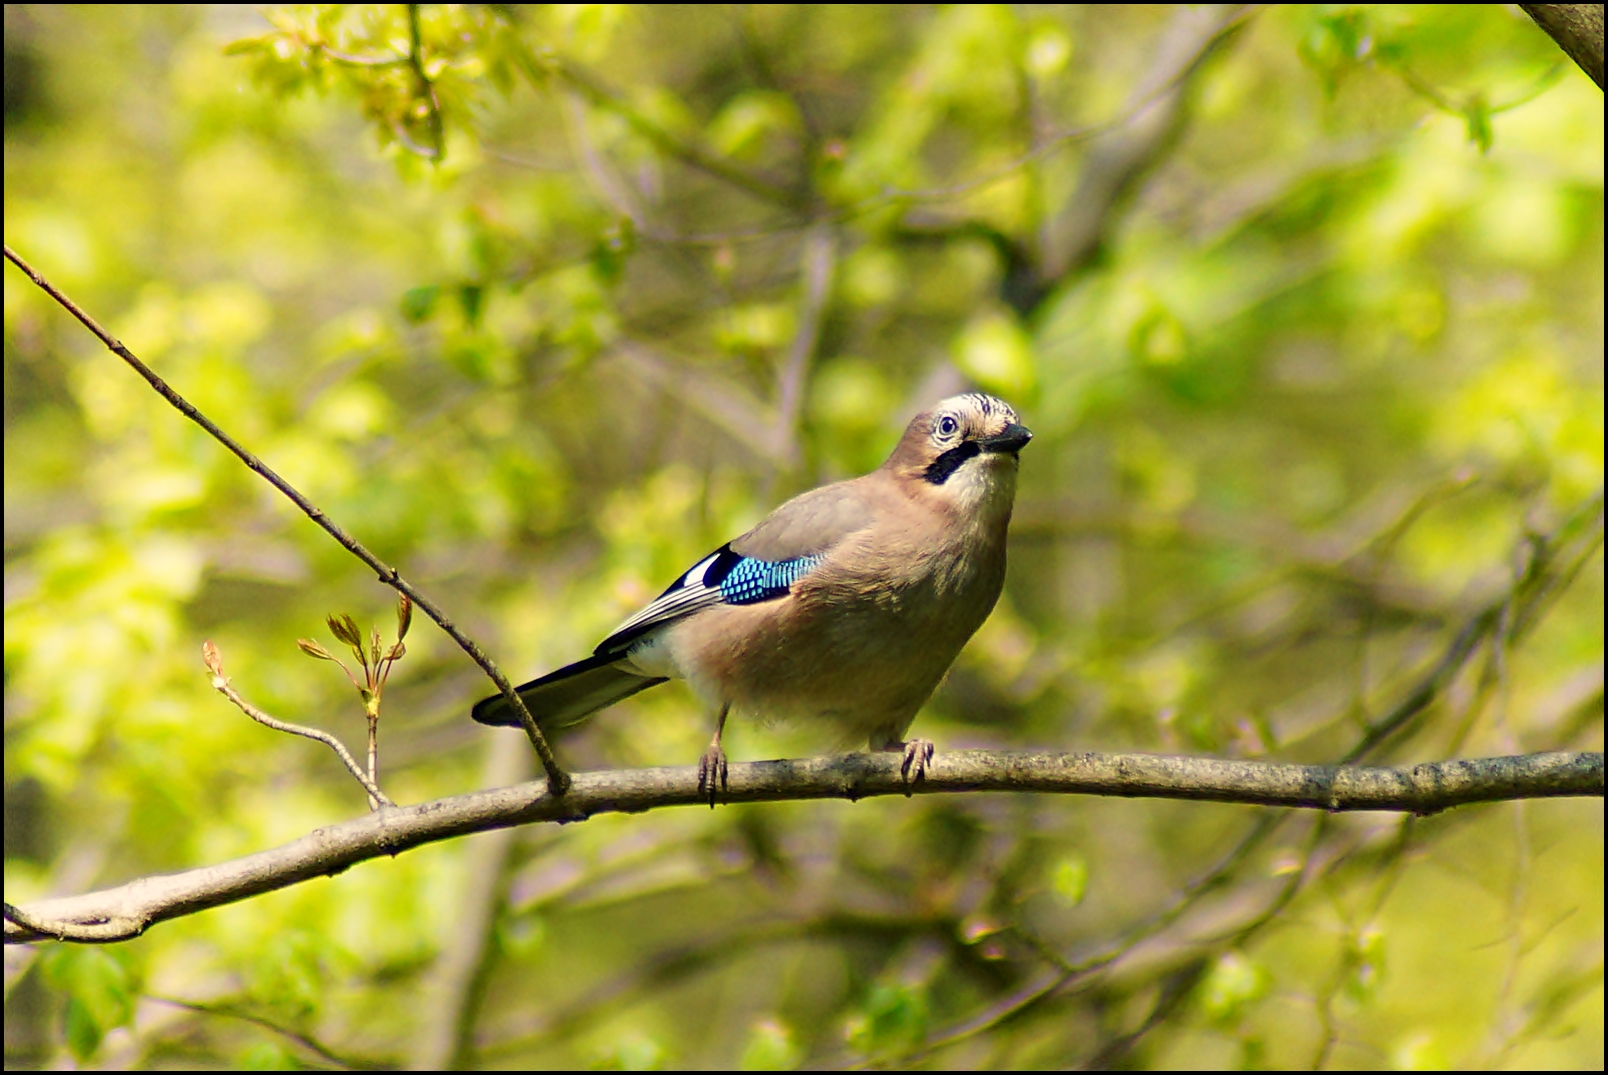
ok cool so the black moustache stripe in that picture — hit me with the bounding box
[924,440,981,485]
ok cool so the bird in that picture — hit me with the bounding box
[472,392,1031,800]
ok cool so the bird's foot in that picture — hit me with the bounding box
[880,738,934,794]
[697,743,728,808]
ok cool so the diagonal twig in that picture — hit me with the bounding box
[2,244,570,796]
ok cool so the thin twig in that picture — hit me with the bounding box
[2,244,570,796]
[204,641,394,807]
[404,4,444,161]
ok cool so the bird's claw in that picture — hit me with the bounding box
[897,738,935,794]
[697,745,728,808]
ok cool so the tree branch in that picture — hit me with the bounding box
[1520,4,1605,90]
[6,750,1599,945]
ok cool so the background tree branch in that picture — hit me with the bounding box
[1520,3,1606,89]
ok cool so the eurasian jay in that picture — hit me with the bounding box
[473,392,1031,796]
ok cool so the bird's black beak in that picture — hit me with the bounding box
[982,423,1033,455]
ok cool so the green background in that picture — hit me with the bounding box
[5,5,1602,1068]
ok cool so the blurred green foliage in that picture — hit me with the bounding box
[4,4,1601,1068]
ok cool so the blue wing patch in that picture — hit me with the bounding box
[597,543,823,654]
[706,547,822,604]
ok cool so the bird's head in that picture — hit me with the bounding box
[886,392,1032,514]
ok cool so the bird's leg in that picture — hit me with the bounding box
[698,703,730,808]
[877,736,935,793]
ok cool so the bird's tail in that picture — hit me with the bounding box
[471,653,668,728]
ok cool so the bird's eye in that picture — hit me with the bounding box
[935,414,961,439]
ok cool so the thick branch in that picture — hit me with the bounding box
[6,750,1599,945]
[1520,4,1605,90]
